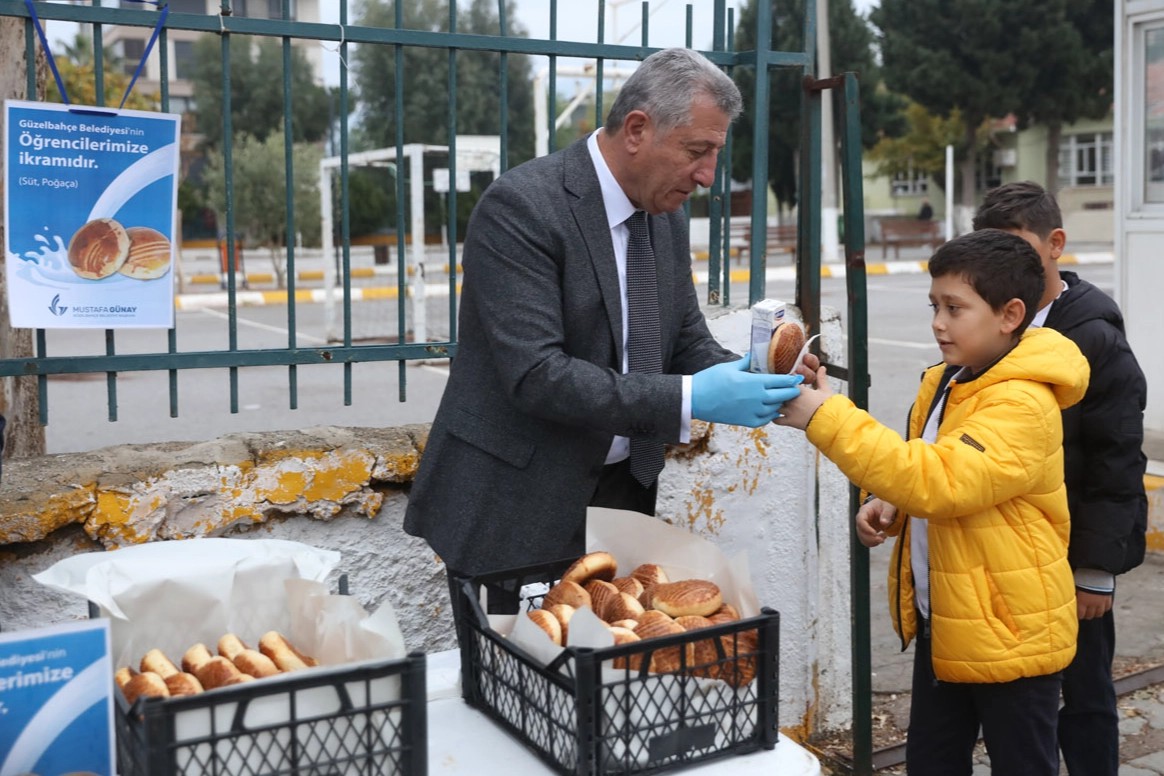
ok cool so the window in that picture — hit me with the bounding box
[173,40,196,80]
[121,38,145,76]
[1058,132,1114,188]
[236,0,296,18]
[1146,25,1164,203]
[975,155,1002,193]
[890,163,928,196]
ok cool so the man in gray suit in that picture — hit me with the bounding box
[404,48,804,585]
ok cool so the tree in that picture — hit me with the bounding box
[0,17,46,458]
[189,35,332,149]
[866,101,995,197]
[1016,0,1113,193]
[731,0,903,212]
[871,0,1062,213]
[351,0,535,163]
[46,32,157,111]
[203,132,322,288]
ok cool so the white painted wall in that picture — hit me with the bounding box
[1117,0,1164,433]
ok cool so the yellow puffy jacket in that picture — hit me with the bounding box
[806,326,1089,683]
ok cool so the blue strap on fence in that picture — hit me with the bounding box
[21,0,170,111]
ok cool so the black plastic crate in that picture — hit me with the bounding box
[115,652,427,776]
[458,559,779,776]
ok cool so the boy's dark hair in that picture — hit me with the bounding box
[972,180,1063,238]
[929,229,1045,334]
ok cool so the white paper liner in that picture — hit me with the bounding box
[479,508,766,769]
[35,538,409,776]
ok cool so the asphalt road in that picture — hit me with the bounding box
[40,262,1116,455]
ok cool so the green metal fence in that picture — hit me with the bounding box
[0,1,872,770]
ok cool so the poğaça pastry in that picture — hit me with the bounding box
[115,632,317,704]
[767,320,806,374]
[67,218,130,280]
[119,226,172,280]
[521,551,757,686]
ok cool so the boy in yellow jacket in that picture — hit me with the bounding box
[777,229,1089,776]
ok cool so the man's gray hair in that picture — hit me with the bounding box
[605,48,742,135]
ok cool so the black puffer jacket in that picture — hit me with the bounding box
[1044,271,1147,575]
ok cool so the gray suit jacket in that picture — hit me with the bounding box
[403,138,735,575]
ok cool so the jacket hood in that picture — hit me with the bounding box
[963,326,1089,412]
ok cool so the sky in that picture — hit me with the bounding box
[47,0,878,92]
[311,0,879,90]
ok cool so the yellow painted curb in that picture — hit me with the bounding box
[1146,474,1164,553]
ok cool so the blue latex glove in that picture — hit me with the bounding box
[692,356,804,427]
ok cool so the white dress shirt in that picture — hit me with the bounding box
[586,130,693,465]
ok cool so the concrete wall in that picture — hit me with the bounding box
[0,307,853,736]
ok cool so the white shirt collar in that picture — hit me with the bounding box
[1030,278,1069,328]
[586,130,635,229]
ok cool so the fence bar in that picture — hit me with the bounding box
[840,71,873,776]
[394,1,407,402]
[547,0,557,155]
[747,0,772,306]
[339,0,354,404]
[281,0,299,410]
[447,2,459,345]
[498,0,508,175]
[159,25,180,418]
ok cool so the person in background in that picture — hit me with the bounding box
[777,229,1089,776]
[917,199,934,221]
[974,180,1147,776]
[404,48,810,615]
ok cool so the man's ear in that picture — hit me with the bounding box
[1000,298,1027,335]
[621,110,650,154]
[1048,228,1066,260]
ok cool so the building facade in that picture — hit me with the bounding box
[103,0,322,116]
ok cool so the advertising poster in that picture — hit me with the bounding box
[0,619,114,776]
[3,100,181,329]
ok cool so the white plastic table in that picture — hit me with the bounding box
[425,649,822,775]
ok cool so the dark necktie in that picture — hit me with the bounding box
[625,210,665,487]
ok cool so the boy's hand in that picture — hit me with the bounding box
[1076,589,1113,620]
[795,352,821,386]
[855,498,897,548]
[773,365,833,430]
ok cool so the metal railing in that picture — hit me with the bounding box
[0,2,873,770]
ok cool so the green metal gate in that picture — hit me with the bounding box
[0,1,873,771]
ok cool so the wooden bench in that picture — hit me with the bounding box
[727,222,797,263]
[879,218,944,259]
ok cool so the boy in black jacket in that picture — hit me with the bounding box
[974,181,1148,776]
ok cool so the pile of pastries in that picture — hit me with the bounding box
[115,631,318,704]
[525,551,757,686]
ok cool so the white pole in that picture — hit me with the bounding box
[818,0,840,263]
[319,160,336,342]
[534,69,548,158]
[408,144,427,343]
[944,144,955,240]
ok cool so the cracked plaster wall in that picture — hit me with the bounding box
[0,307,853,735]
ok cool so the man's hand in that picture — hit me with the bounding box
[691,356,804,427]
[855,497,897,548]
[773,365,833,430]
[1077,589,1113,620]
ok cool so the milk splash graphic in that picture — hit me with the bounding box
[11,144,177,291]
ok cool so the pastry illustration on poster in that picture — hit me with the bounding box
[3,100,181,329]
[0,619,115,776]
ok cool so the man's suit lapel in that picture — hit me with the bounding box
[563,140,625,366]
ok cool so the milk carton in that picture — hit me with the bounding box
[748,299,786,373]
